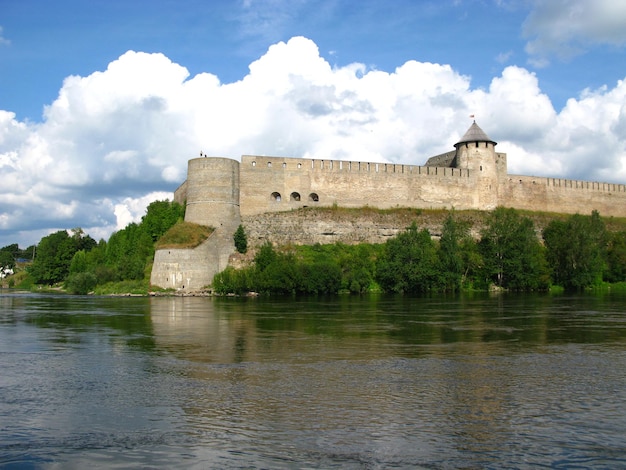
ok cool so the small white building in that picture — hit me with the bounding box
[0,267,14,279]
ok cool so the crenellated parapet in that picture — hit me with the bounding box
[238,155,474,216]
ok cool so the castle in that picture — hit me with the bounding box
[150,122,626,291]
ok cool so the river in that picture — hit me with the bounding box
[1,291,625,468]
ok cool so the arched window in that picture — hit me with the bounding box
[290,192,301,201]
[309,193,319,202]
[252,161,256,167]
[271,192,281,202]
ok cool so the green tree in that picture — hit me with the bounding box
[106,223,154,280]
[141,200,185,242]
[214,241,280,294]
[543,211,608,290]
[337,243,379,293]
[375,222,438,293]
[0,249,15,271]
[254,242,278,272]
[28,230,77,284]
[70,228,97,252]
[437,214,470,292]
[234,224,248,254]
[0,243,19,270]
[69,249,89,274]
[459,236,483,289]
[479,207,548,290]
[68,239,116,285]
[606,231,626,283]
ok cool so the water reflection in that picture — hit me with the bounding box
[148,293,626,364]
[1,291,626,468]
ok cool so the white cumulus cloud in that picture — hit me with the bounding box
[1,36,625,247]
[523,0,626,65]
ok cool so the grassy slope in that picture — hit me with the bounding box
[155,222,214,249]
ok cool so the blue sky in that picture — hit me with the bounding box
[3,0,624,120]
[1,0,626,247]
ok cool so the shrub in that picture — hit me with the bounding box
[234,225,248,254]
[66,272,98,295]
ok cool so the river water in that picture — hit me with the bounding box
[1,291,625,469]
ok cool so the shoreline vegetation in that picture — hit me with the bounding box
[4,281,626,298]
[2,204,626,297]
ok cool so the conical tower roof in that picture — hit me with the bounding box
[455,121,496,147]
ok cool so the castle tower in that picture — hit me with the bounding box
[184,157,241,228]
[453,121,501,209]
[150,156,241,291]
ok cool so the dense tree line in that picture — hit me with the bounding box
[18,200,184,293]
[215,208,626,295]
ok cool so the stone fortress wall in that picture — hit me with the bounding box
[151,122,626,291]
[498,174,625,216]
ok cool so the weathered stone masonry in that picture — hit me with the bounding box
[151,122,626,290]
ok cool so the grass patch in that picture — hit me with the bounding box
[607,282,626,292]
[546,282,626,294]
[155,222,214,249]
[94,279,151,295]
[11,271,35,290]
[587,281,626,293]
[548,285,565,294]
[312,205,424,217]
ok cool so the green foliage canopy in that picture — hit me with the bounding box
[141,200,185,242]
[375,222,439,293]
[64,200,185,289]
[606,231,626,283]
[437,214,469,292]
[479,207,549,290]
[543,210,608,290]
[29,229,97,285]
[214,241,345,295]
